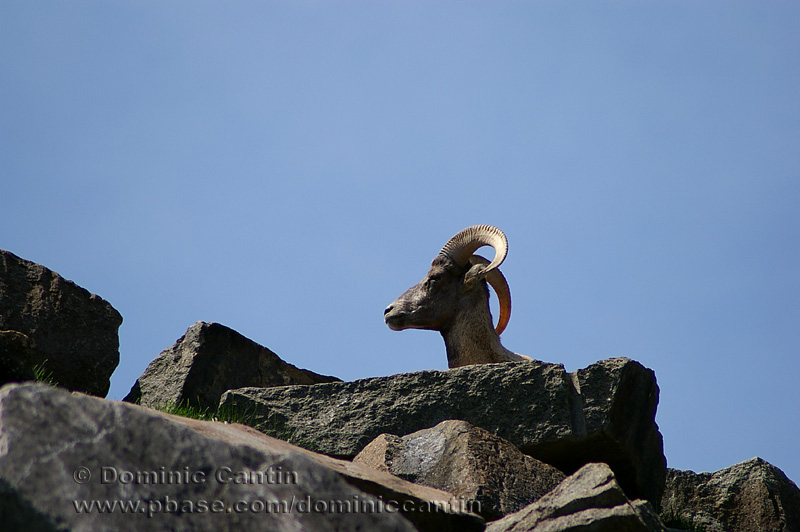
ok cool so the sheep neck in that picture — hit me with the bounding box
[440,298,515,367]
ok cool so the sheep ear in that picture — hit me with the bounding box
[464,263,487,286]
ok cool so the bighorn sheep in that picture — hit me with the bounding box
[384,225,531,368]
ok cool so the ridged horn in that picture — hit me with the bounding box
[470,255,512,335]
[439,225,508,274]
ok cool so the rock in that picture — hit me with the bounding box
[659,457,800,532]
[0,382,484,532]
[221,357,666,506]
[124,321,340,410]
[0,250,122,397]
[354,419,566,521]
[0,330,36,386]
[486,462,667,532]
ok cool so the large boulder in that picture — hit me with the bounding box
[659,457,800,532]
[354,419,566,521]
[486,462,667,532]
[0,250,122,397]
[124,321,340,410]
[0,382,484,532]
[221,357,666,506]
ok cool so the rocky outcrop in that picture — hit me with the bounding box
[487,462,667,532]
[0,382,484,532]
[0,250,122,397]
[124,321,340,410]
[3,249,797,532]
[660,457,800,532]
[220,357,666,506]
[354,419,566,521]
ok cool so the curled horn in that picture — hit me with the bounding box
[469,254,512,335]
[438,225,508,274]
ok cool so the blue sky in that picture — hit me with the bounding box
[2,2,799,485]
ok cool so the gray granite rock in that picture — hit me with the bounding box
[0,382,484,532]
[0,250,122,397]
[660,457,800,532]
[486,462,667,532]
[124,321,340,410]
[221,357,666,506]
[354,419,566,521]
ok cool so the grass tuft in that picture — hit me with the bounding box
[32,360,56,386]
[153,400,313,449]
[155,400,257,426]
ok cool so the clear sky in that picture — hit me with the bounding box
[2,2,798,486]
